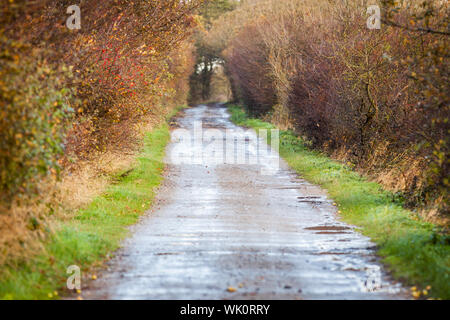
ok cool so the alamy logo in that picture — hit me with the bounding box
[169,121,280,175]
[367,5,381,30]
[66,265,81,290]
[361,265,382,292]
[66,5,81,30]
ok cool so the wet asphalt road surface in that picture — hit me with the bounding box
[84,104,406,299]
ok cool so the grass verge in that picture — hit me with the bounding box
[228,104,449,299]
[0,116,175,299]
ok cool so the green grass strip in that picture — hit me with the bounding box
[228,104,449,299]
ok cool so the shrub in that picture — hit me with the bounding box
[0,39,74,205]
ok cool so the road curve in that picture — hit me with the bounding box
[83,104,406,300]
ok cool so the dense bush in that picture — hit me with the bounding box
[0,39,74,205]
[209,0,449,217]
[0,0,202,208]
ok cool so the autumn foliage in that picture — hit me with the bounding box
[0,0,202,264]
[208,0,449,218]
[0,0,202,201]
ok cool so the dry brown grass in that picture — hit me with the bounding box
[329,143,449,226]
[264,104,293,131]
[0,200,51,267]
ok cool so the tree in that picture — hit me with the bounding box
[189,0,238,103]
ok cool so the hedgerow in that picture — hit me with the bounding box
[0,0,203,266]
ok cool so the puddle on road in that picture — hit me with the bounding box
[274,185,308,190]
[315,231,352,235]
[317,252,348,255]
[305,226,352,231]
[305,225,352,235]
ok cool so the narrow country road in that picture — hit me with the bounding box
[84,104,406,299]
